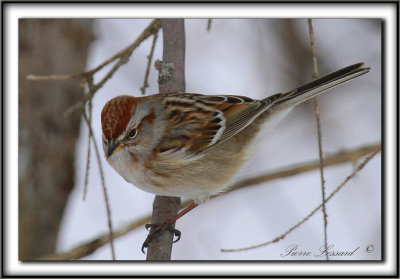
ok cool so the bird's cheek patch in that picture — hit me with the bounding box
[142,108,156,125]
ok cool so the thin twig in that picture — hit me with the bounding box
[28,19,161,117]
[39,214,154,260]
[81,111,116,260]
[82,76,94,201]
[66,20,161,117]
[140,31,159,95]
[26,72,87,81]
[221,147,380,253]
[82,76,94,200]
[82,99,92,201]
[28,19,161,83]
[26,40,125,82]
[207,19,212,32]
[308,19,319,81]
[308,18,329,260]
[39,143,380,260]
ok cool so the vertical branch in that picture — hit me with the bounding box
[146,19,186,261]
[158,19,186,94]
[307,18,329,260]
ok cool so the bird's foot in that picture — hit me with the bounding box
[141,222,181,254]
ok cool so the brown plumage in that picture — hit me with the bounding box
[101,63,370,203]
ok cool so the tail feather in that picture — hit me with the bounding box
[271,63,370,109]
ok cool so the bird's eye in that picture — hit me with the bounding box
[128,129,137,138]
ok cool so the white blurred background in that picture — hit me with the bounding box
[56,19,381,260]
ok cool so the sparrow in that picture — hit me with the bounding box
[101,63,369,249]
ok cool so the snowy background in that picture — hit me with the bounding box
[56,19,381,260]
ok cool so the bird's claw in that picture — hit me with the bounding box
[141,223,182,254]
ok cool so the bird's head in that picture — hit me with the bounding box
[101,95,165,162]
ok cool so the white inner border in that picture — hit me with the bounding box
[5,3,397,277]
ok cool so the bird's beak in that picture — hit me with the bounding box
[107,141,123,158]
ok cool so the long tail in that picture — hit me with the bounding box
[270,63,370,110]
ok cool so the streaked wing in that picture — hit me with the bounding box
[158,93,280,154]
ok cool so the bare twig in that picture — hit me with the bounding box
[308,19,319,81]
[27,19,161,117]
[39,214,154,260]
[140,31,159,95]
[66,20,161,117]
[28,19,161,82]
[40,143,380,260]
[27,72,87,81]
[224,144,380,194]
[207,19,212,32]
[82,76,95,200]
[307,18,329,260]
[82,100,92,201]
[82,77,94,201]
[81,111,116,260]
[221,147,380,253]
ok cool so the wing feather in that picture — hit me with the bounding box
[158,93,279,154]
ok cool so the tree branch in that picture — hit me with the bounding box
[40,143,380,260]
[140,30,159,95]
[145,19,186,260]
[221,147,380,252]
[28,19,161,117]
